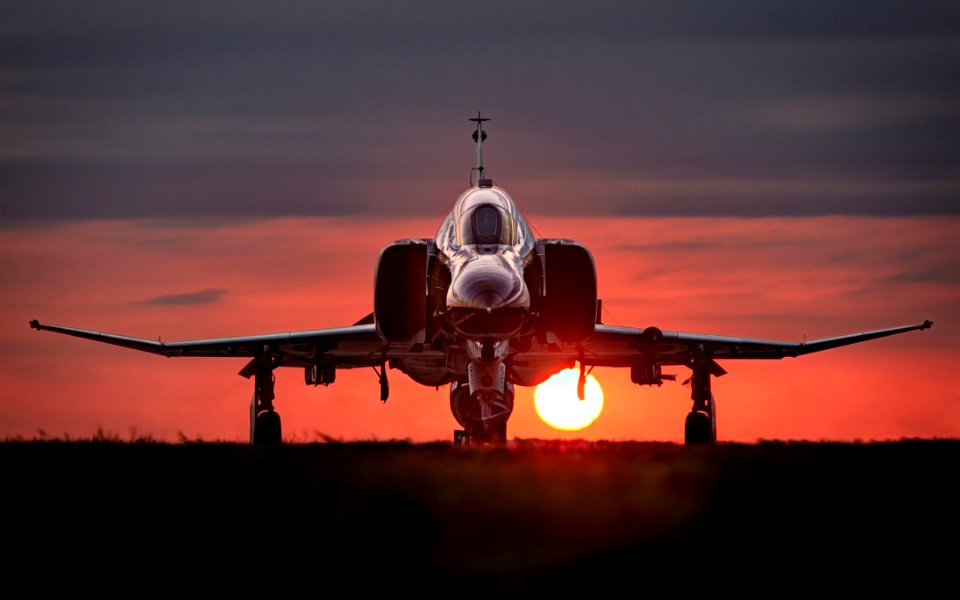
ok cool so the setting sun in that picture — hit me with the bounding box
[534,368,604,431]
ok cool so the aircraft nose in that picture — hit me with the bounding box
[448,256,529,311]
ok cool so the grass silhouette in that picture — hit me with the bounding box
[4,437,956,593]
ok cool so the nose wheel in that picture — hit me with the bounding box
[454,419,507,446]
[449,378,513,446]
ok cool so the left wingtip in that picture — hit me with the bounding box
[29,319,40,330]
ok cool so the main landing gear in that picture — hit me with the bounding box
[250,362,282,445]
[247,355,376,445]
[684,350,720,445]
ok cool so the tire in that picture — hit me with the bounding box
[254,410,282,445]
[685,411,713,445]
[467,419,507,446]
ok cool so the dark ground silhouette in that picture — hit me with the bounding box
[5,438,956,594]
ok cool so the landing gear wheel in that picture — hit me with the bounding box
[685,410,713,445]
[486,420,507,445]
[254,410,282,445]
[461,420,507,446]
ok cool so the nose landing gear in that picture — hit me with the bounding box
[450,380,514,446]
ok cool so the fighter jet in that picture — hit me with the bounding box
[29,113,933,445]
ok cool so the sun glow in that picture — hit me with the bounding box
[534,368,604,431]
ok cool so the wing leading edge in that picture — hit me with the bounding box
[28,319,385,371]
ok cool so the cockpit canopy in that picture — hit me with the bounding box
[435,185,534,257]
[458,203,515,246]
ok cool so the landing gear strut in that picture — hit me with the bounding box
[685,349,718,445]
[250,362,282,445]
[450,380,513,446]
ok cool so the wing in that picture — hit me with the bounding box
[30,317,934,383]
[29,317,388,375]
[580,320,934,368]
[508,320,933,383]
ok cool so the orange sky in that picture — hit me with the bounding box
[2,215,956,443]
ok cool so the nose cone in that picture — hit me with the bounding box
[448,255,529,311]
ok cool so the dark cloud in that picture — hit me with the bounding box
[885,265,960,284]
[143,288,226,306]
[1,2,958,220]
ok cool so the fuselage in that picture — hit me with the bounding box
[371,114,597,442]
[424,182,542,427]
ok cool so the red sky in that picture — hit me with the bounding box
[2,5,957,444]
[3,214,956,443]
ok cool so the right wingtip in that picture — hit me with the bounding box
[922,319,933,330]
[29,319,40,330]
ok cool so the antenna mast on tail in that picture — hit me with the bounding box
[469,112,493,187]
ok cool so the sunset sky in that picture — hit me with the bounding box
[2,2,958,442]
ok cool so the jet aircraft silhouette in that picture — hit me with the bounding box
[30,114,933,444]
